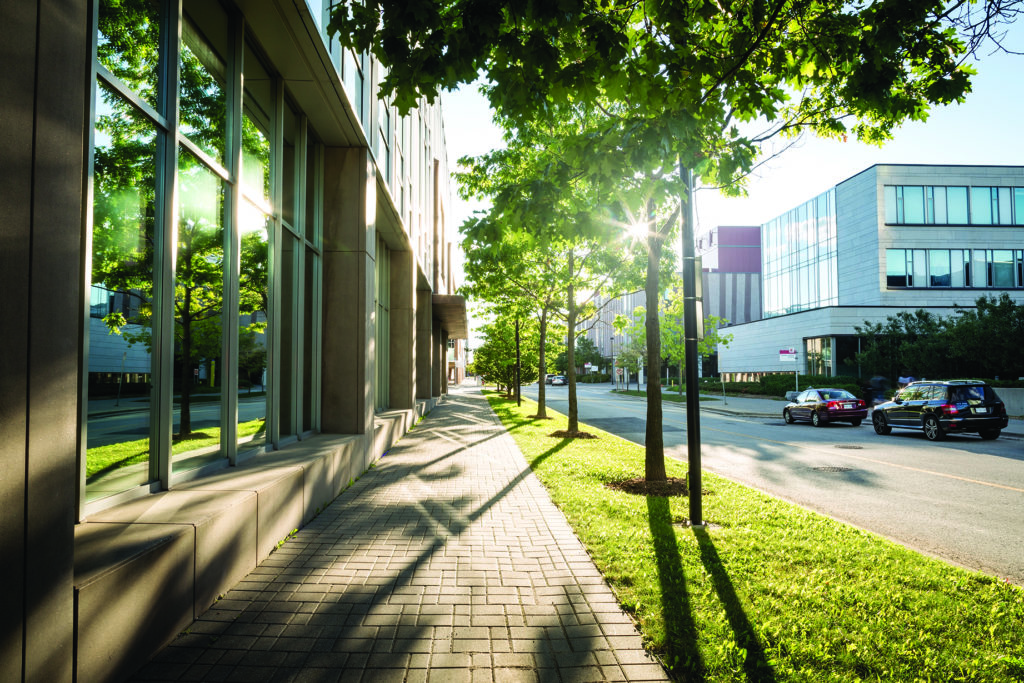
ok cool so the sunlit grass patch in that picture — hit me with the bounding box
[87,418,266,479]
[485,391,1024,681]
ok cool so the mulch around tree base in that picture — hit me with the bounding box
[606,476,689,497]
[548,430,598,439]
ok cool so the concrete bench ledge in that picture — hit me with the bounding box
[73,432,369,683]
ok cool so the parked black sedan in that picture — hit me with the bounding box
[871,380,1007,441]
[783,388,868,427]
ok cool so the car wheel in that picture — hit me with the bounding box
[811,411,823,427]
[923,415,945,441]
[872,412,891,435]
[784,409,794,424]
[850,419,862,427]
[979,429,1001,440]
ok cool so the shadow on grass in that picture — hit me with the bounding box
[647,495,704,680]
[694,526,776,682]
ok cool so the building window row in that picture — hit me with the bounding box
[86,0,322,512]
[885,185,1024,226]
[885,249,1024,288]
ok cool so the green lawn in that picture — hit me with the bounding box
[485,392,1024,681]
[86,418,266,480]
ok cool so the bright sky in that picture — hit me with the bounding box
[442,25,1024,237]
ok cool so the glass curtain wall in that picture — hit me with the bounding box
[375,236,391,411]
[84,0,321,510]
[85,0,163,502]
[761,189,838,318]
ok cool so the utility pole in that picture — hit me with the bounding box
[679,160,703,527]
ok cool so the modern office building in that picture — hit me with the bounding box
[695,225,763,327]
[718,164,1024,379]
[3,2,466,681]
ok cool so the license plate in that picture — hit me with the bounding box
[974,407,988,414]
[843,403,854,409]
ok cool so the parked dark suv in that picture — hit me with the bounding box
[871,380,1008,441]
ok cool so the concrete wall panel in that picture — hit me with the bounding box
[74,523,194,683]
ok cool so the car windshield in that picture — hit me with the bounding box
[950,385,993,404]
[820,389,856,400]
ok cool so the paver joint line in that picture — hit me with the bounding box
[131,387,669,682]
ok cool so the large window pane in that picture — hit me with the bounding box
[173,151,225,473]
[1015,188,1024,225]
[947,187,968,223]
[180,12,228,165]
[991,250,1015,287]
[913,250,927,287]
[239,203,269,454]
[280,232,299,437]
[886,250,907,287]
[998,187,1013,225]
[932,186,947,224]
[375,237,390,411]
[950,250,966,288]
[242,114,271,203]
[303,246,318,433]
[86,82,158,501]
[97,0,161,109]
[971,187,993,224]
[242,43,273,203]
[929,250,951,287]
[903,186,925,224]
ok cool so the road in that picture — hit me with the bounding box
[87,395,267,448]
[522,383,1024,585]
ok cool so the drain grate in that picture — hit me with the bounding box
[833,444,864,450]
[812,465,854,472]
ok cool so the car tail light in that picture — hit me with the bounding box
[939,403,959,415]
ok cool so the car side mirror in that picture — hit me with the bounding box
[893,398,903,404]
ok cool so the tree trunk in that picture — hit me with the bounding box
[515,316,521,406]
[645,215,667,482]
[567,249,579,433]
[536,310,548,418]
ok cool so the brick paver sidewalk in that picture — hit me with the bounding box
[135,388,668,682]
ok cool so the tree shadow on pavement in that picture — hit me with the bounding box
[694,526,776,682]
[646,495,704,680]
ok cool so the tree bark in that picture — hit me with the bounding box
[644,207,667,482]
[536,310,548,418]
[515,316,521,406]
[567,249,579,433]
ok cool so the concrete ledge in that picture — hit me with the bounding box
[181,464,305,560]
[266,434,365,523]
[72,429,405,683]
[89,490,258,616]
[74,522,194,683]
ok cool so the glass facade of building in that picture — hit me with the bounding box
[82,0,444,511]
[885,185,1024,225]
[886,249,1024,289]
[762,189,838,318]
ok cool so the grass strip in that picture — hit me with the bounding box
[485,391,1024,681]
[86,418,266,478]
